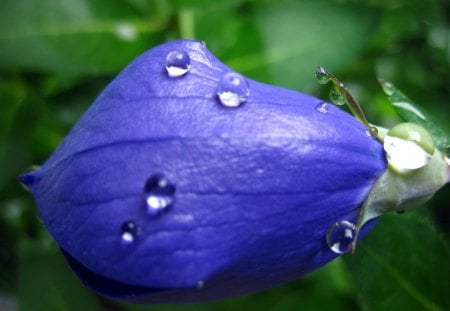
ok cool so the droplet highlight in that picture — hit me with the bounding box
[315,67,330,84]
[217,72,250,108]
[329,87,346,106]
[384,123,435,173]
[315,102,329,114]
[326,221,356,254]
[165,50,191,77]
[380,80,395,96]
[121,221,138,244]
[145,174,176,215]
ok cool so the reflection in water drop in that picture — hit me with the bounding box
[315,67,330,84]
[165,50,191,77]
[326,220,356,254]
[121,221,138,244]
[315,102,329,114]
[217,72,249,108]
[329,87,346,106]
[145,174,176,215]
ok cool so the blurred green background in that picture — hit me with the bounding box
[0,0,449,310]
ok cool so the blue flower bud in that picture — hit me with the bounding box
[20,40,386,303]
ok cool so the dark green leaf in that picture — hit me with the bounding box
[379,79,448,152]
[0,0,166,75]
[17,238,101,311]
[345,213,450,311]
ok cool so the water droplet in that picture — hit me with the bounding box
[165,50,191,77]
[380,80,395,96]
[384,135,432,173]
[384,123,434,173]
[145,174,176,215]
[329,87,346,106]
[315,102,329,113]
[217,72,250,108]
[315,67,330,84]
[326,221,356,254]
[121,221,138,244]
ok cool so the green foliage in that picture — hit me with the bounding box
[0,0,448,310]
[345,213,450,311]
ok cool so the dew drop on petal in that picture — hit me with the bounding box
[329,87,346,106]
[121,221,138,244]
[145,174,176,215]
[315,102,329,114]
[217,72,250,108]
[165,50,191,77]
[326,221,356,254]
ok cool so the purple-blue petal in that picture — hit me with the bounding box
[23,39,386,303]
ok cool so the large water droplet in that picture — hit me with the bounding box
[329,87,346,106]
[217,72,250,108]
[315,67,330,84]
[121,221,138,244]
[326,221,356,254]
[383,123,434,173]
[165,50,191,77]
[145,174,176,215]
[315,102,329,114]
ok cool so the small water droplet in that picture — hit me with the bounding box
[315,67,330,84]
[121,221,138,244]
[315,102,329,113]
[381,80,395,96]
[329,87,346,106]
[217,72,250,108]
[145,174,176,215]
[326,221,356,254]
[365,126,379,138]
[165,50,191,77]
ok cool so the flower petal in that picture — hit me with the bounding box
[22,40,386,303]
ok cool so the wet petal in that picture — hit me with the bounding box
[22,40,386,303]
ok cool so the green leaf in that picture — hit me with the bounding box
[201,0,379,90]
[379,79,449,152]
[0,0,166,75]
[344,213,450,311]
[17,238,101,311]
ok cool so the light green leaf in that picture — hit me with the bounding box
[379,79,448,152]
[0,0,166,75]
[344,213,450,311]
